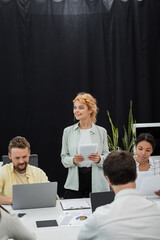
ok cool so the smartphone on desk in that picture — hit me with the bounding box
[36,219,58,228]
[18,213,26,218]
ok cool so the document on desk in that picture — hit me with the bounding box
[60,199,90,211]
[77,143,98,159]
[136,171,152,191]
[58,209,91,227]
[138,175,160,196]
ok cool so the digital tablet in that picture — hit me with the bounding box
[36,220,58,228]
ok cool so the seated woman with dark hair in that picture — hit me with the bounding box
[0,206,36,240]
[135,133,160,196]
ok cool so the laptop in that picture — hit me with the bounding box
[12,182,57,210]
[90,191,115,212]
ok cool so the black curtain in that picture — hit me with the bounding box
[0,0,160,196]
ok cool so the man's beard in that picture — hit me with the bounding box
[16,162,28,172]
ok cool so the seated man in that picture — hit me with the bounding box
[0,136,48,205]
[78,151,160,240]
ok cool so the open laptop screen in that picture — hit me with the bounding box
[90,191,115,212]
[12,182,57,210]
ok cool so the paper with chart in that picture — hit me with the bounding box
[58,209,91,227]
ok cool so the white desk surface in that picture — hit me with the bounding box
[1,160,160,239]
[4,196,159,240]
[4,199,91,240]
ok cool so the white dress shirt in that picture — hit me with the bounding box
[0,207,36,240]
[135,157,160,175]
[78,188,160,240]
[135,157,160,192]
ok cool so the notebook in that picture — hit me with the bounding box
[12,182,57,210]
[60,199,90,210]
[90,191,115,212]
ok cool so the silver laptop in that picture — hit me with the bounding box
[12,182,57,210]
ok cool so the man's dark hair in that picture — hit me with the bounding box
[103,151,136,185]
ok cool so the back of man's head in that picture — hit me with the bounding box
[103,151,136,185]
[8,136,30,154]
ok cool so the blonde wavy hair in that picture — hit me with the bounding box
[73,92,98,123]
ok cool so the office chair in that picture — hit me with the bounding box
[2,154,39,167]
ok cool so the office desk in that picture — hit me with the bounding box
[6,199,91,240]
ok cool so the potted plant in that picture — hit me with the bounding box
[107,100,136,153]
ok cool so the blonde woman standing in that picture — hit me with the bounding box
[61,92,110,199]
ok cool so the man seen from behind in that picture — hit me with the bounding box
[78,151,160,240]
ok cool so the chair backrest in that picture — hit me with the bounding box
[2,154,39,167]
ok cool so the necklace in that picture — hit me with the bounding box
[139,161,149,166]
[135,156,149,166]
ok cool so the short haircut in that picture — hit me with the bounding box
[73,92,98,123]
[103,151,136,185]
[135,133,155,150]
[8,136,30,154]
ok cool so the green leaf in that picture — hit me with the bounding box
[107,111,119,151]
[122,100,136,152]
[107,100,136,153]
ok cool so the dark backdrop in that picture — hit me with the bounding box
[0,0,160,196]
